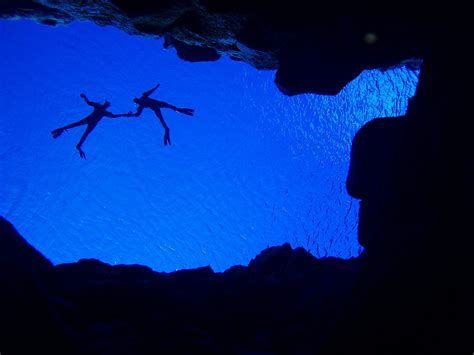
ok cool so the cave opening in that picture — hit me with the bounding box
[0,19,419,272]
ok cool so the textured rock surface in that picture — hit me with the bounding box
[0,3,430,95]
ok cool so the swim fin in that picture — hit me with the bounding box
[51,128,63,139]
[180,108,195,116]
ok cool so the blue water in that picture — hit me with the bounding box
[0,20,419,272]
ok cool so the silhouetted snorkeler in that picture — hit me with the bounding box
[130,83,194,145]
[51,93,132,159]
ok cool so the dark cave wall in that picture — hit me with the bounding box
[338,30,474,353]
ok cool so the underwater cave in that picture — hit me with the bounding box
[1,6,471,354]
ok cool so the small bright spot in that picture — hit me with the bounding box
[364,32,378,45]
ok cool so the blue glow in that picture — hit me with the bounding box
[0,20,419,271]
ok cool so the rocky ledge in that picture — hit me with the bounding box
[1,3,431,95]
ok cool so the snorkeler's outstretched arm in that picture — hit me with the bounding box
[80,93,100,108]
[104,111,134,118]
[75,124,97,160]
[142,83,160,97]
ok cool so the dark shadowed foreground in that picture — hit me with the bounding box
[1,216,361,354]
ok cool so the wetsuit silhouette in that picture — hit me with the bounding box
[130,84,194,145]
[51,94,131,159]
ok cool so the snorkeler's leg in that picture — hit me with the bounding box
[163,126,171,146]
[177,108,194,116]
[62,118,89,130]
[154,109,171,146]
[75,123,96,159]
[51,118,88,138]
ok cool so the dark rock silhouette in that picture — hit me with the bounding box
[0,218,75,354]
[0,217,53,272]
[321,35,473,353]
[0,217,361,354]
[346,116,408,251]
[0,5,434,95]
[164,34,221,62]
